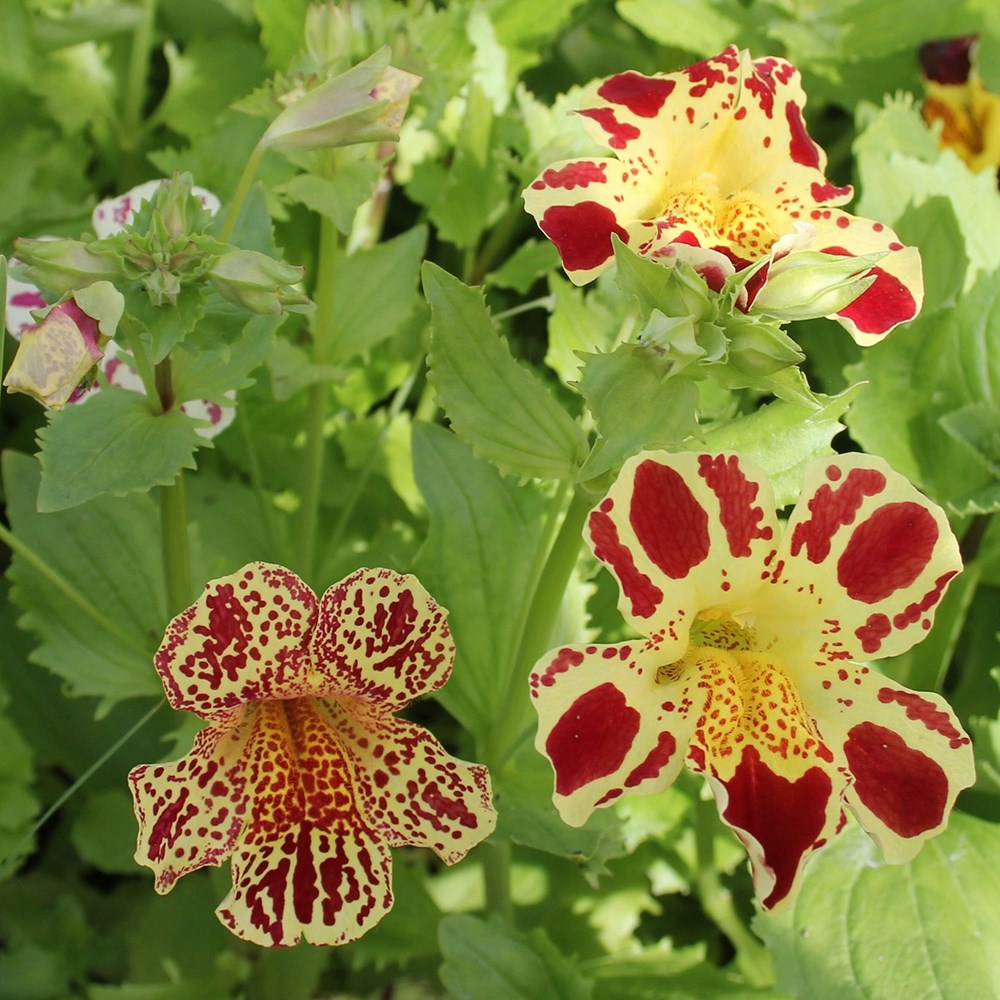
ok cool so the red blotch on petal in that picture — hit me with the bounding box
[855,613,892,655]
[811,181,852,203]
[785,101,820,168]
[598,71,676,118]
[540,202,628,274]
[531,162,608,191]
[876,688,970,749]
[629,459,710,579]
[624,730,677,787]
[697,454,773,557]
[790,467,886,563]
[720,745,833,909]
[836,265,918,336]
[837,502,938,604]
[546,683,641,796]
[577,107,641,149]
[589,509,664,619]
[844,722,948,837]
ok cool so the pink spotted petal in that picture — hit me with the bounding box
[797,665,974,864]
[708,742,845,910]
[128,716,252,893]
[320,698,496,863]
[522,157,649,283]
[5,266,48,337]
[588,451,778,639]
[154,563,318,721]
[763,456,961,665]
[310,568,454,710]
[529,637,695,827]
[92,179,221,238]
[216,698,392,946]
[809,211,924,343]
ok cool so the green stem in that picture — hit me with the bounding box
[482,840,514,924]
[468,200,528,287]
[117,0,157,185]
[692,792,773,987]
[0,700,164,878]
[0,523,151,661]
[217,143,266,244]
[155,358,192,614]
[238,409,286,562]
[296,216,342,580]
[485,485,594,767]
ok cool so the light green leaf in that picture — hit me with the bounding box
[617,0,742,56]
[439,914,593,1000]
[36,388,204,512]
[279,161,382,235]
[3,451,164,706]
[424,262,588,481]
[252,0,309,70]
[891,196,968,315]
[577,344,700,483]
[488,239,561,294]
[940,402,1000,477]
[327,225,426,364]
[756,813,1000,1000]
[701,386,861,507]
[545,274,619,386]
[412,422,548,735]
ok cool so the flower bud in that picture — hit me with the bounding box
[749,250,883,322]
[260,48,420,152]
[725,317,805,376]
[13,237,124,297]
[3,295,112,410]
[207,250,310,314]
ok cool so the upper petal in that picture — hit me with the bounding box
[796,664,974,864]
[321,697,496,863]
[310,568,454,710]
[529,637,695,827]
[588,451,778,641]
[128,714,252,893]
[763,455,961,665]
[154,563,318,720]
[809,211,924,343]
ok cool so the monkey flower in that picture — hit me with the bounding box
[523,47,924,345]
[129,563,496,947]
[530,451,974,910]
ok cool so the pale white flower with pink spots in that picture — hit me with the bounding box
[523,47,924,344]
[129,562,496,947]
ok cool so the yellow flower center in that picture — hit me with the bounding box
[657,612,822,777]
[659,182,780,260]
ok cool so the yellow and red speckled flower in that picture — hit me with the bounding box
[522,46,923,345]
[530,451,974,910]
[920,36,1000,178]
[129,563,496,947]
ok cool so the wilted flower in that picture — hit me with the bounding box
[530,451,973,910]
[130,563,496,946]
[920,35,1000,178]
[523,47,924,344]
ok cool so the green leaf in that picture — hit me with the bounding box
[424,262,588,481]
[940,402,1000,477]
[891,196,968,315]
[545,274,618,386]
[326,226,427,365]
[700,386,862,507]
[756,813,1000,1000]
[617,0,743,56]
[488,239,561,294]
[439,915,593,1000]
[252,0,309,70]
[3,451,164,707]
[69,789,139,875]
[577,344,699,483]
[412,423,548,735]
[36,388,204,512]
[280,162,382,235]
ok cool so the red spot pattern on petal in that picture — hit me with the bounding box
[876,688,970,748]
[790,467,886,563]
[785,101,820,168]
[811,181,852,203]
[577,107,641,149]
[836,265,918,336]
[533,647,586,691]
[630,459,710,580]
[837,502,938,604]
[10,290,46,309]
[855,613,892,655]
[892,571,958,630]
[697,454,773,557]
[624,730,677,787]
[531,162,609,191]
[546,683,641,796]
[720,745,833,909]
[844,722,948,837]
[539,202,628,274]
[589,508,664,619]
[598,71,676,117]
